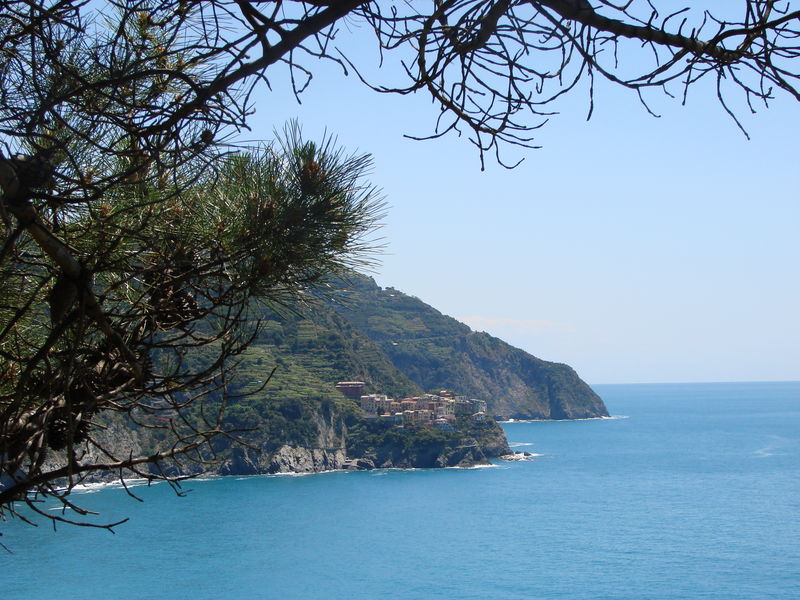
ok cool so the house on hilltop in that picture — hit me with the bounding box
[335,381,366,398]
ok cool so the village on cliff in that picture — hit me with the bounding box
[335,381,489,431]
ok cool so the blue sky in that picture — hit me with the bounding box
[243,11,799,385]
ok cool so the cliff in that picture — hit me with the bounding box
[59,400,509,482]
[216,394,510,474]
[216,408,510,474]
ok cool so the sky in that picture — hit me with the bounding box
[242,5,799,385]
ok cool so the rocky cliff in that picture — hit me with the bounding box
[54,400,509,483]
[218,400,510,474]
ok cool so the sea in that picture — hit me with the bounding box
[2,381,799,600]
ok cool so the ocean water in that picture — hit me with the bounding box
[2,381,799,600]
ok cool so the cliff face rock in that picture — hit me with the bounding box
[217,404,510,474]
[367,435,502,469]
[56,401,507,483]
[453,332,608,419]
[39,415,182,484]
[268,445,347,474]
[219,402,349,474]
[370,443,483,469]
[346,415,510,471]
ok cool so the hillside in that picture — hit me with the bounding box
[323,274,608,420]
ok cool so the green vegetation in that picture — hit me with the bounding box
[197,269,608,458]
[1,122,387,516]
[238,308,421,402]
[343,414,507,469]
[216,271,608,423]
[161,270,607,470]
[325,273,609,419]
[65,270,605,476]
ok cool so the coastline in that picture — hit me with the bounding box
[70,461,512,493]
[498,415,627,423]
[61,416,613,490]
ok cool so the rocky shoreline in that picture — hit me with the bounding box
[58,441,506,485]
[219,440,503,476]
[43,407,511,484]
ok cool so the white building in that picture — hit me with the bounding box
[360,394,389,414]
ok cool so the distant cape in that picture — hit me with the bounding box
[319,273,608,420]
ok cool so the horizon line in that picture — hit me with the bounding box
[589,379,800,386]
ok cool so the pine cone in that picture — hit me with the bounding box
[299,160,323,195]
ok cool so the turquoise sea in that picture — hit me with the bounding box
[2,381,799,599]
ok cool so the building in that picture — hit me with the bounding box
[346,382,491,430]
[454,398,474,416]
[471,399,488,414]
[335,381,366,398]
[400,399,417,412]
[360,394,389,414]
[436,402,455,418]
[379,412,404,425]
[434,418,455,432]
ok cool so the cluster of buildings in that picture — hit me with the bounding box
[335,382,489,430]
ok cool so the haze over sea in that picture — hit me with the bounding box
[3,381,799,600]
